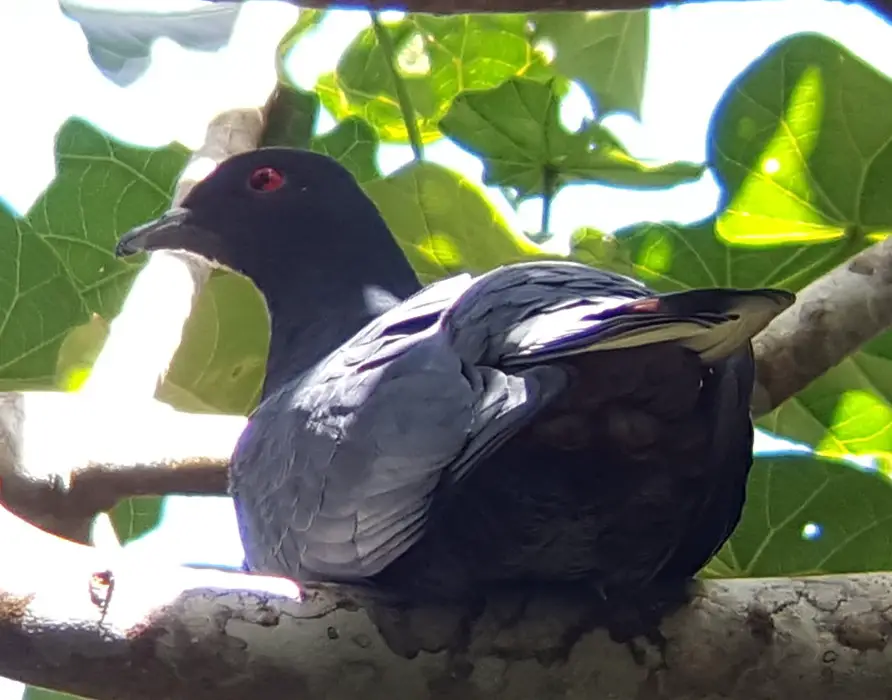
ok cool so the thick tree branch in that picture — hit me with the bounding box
[751,234,892,417]
[1,499,890,700]
[202,0,892,25]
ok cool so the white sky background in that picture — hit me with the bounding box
[1,0,890,696]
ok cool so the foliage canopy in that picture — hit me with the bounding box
[6,8,892,698]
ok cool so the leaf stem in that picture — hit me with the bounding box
[370,12,424,161]
[540,166,557,238]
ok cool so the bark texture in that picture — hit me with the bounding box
[0,502,889,700]
[751,234,892,416]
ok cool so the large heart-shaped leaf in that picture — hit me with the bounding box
[311,117,382,184]
[705,454,892,577]
[702,32,892,464]
[0,118,189,390]
[571,219,865,294]
[316,15,550,144]
[758,334,892,469]
[159,272,269,416]
[710,32,892,246]
[364,161,551,284]
[440,78,703,201]
[531,10,649,118]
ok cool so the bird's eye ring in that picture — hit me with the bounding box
[249,167,285,193]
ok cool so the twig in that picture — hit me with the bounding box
[1,498,891,700]
[370,11,424,160]
[540,166,557,239]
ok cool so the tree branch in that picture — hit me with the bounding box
[201,0,892,26]
[750,234,892,417]
[1,499,890,700]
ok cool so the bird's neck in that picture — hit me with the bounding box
[258,247,421,400]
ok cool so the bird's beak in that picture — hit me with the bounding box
[115,207,217,258]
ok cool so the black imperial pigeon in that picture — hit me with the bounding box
[116,148,794,632]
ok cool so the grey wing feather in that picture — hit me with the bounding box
[232,270,564,581]
[439,260,791,366]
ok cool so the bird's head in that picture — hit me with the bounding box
[115,147,384,284]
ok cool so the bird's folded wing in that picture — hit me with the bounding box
[502,287,792,365]
[244,271,564,580]
[275,339,562,580]
[435,261,792,366]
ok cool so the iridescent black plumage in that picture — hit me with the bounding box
[116,149,793,636]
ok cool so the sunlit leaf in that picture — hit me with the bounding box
[364,161,551,284]
[316,15,550,144]
[55,313,109,391]
[571,219,866,293]
[710,32,892,246]
[0,118,189,391]
[704,454,892,577]
[440,77,703,200]
[759,335,892,470]
[110,495,164,544]
[531,10,649,118]
[276,7,327,77]
[160,272,269,416]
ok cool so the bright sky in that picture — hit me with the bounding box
[1,0,890,697]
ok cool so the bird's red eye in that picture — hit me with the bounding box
[249,167,285,192]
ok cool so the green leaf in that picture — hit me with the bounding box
[261,81,320,149]
[532,10,649,118]
[265,9,328,148]
[704,455,892,577]
[159,272,269,416]
[571,219,867,293]
[759,332,892,469]
[55,313,109,391]
[276,8,326,69]
[310,116,382,184]
[109,495,164,544]
[316,15,550,144]
[363,161,551,284]
[0,118,189,390]
[440,77,703,201]
[23,686,82,700]
[710,32,892,246]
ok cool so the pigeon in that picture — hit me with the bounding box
[116,148,794,635]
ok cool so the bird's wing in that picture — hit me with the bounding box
[232,271,563,581]
[439,260,794,366]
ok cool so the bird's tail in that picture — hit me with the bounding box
[504,287,795,366]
